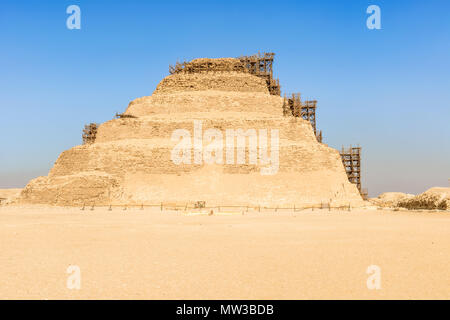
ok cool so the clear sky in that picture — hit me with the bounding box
[1,0,449,197]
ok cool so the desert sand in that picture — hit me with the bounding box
[0,189,21,203]
[1,205,449,299]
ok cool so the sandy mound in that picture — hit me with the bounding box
[0,188,22,205]
[369,192,415,207]
[371,187,450,210]
[421,187,450,199]
[397,187,450,210]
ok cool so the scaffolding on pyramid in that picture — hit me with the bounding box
[339,145,368,199]
[82,123,98,145]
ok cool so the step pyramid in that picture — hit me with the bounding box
[19,56,364,207]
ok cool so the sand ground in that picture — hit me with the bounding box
[0,205,449,299]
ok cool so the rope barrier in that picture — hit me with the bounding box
[79,203,353,212]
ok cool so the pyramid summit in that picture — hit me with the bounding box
[18,53,365,207]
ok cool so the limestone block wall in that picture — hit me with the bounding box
[25,138,361,206]
[124,91,283,117]
[47,140,343,177]
[95,115,316,143]
[20,172,121,206]
[153,72,268,95]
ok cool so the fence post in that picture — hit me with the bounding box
[160,202,163,211]
[108,204,112,211]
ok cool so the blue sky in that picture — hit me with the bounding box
[0,0,449,196]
